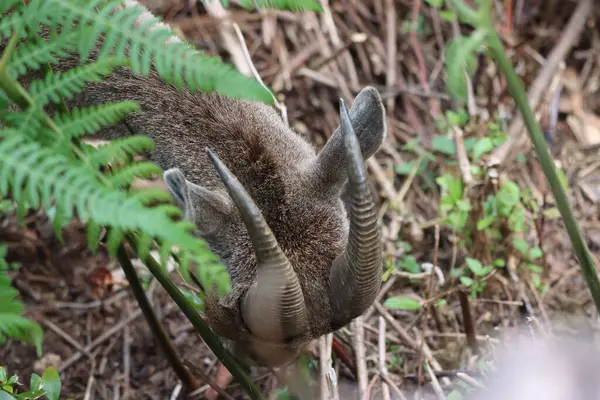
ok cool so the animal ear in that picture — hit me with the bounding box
[163,168,232,236]
[306,86,387,197]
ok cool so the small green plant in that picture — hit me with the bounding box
[439,0,600,311]
[451,257,496,298]
[0,365,62,400]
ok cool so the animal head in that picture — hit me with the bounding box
[162,87,387,367]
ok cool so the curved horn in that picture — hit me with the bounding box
[329,100,383,324]
[206,149,309,343]
[306,87,387,197]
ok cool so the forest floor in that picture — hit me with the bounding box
[2,0,600,399]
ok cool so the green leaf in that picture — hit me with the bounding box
[29,374,41,393]
[431,136,456,155]
[465,257,488,276]
[460,276,475,287]
[444,31,486,105]
[0,368,6,384]
[0,391,17,400]
[383,296,423,311]
[41,368,60,400]
[439,9,455,22]
[477,216,495,230]
[472,137,494,160]
[394,159,418,175]
[424,0,443,7]
[529,247,543,260]
[513,238,529,255]
[0,263,44,357]
[446,109,469,127]
[497,180,521,208]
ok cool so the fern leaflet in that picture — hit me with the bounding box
[0,245,44,357]
[87,136,156,167]
[0,130,231,294]
[40,0,273,102]
[7,29,79,78]
[29,57,127,107]
[53,102,140,138]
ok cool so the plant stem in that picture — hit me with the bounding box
[125,234,264,400]
[116,245,201,392]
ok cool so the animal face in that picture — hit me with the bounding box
[163,88,387,367]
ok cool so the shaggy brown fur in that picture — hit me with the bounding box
[4,19,387,367]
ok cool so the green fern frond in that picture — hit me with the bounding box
[0,0,21,15]
[7,29,79,78]
[0,130,230,294]
[130,188,174,206]
[107,162,162,188]
[53,102,140,138]
[231,0,322,11]
[0,246,44,357]
[29,57,126,107]
[0,5,24,40]
[87,136,155,167]
[3,106,46,140]
[0,0,58,41]
[43,0,273,103]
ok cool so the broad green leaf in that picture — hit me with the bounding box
[460,276,475,287]
[513,238,529,255]
[425,0,443,7]
[29,375,41,393]
[472,137,494,160]
[41,368,60,400]
[0,391,17,400]
[446,109,469,127]
[431,136,456,155]
[477,216,495,231]
[529,247,543,260]
[439,9,455,21]
[383,296,423,311]
[465,258,484,275]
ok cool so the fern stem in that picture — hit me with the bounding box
[450,0,600,313]
[125,234,264,400]
[116,244,202,393]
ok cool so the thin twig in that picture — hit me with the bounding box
[353,316,369,398]
[378,317,391,400]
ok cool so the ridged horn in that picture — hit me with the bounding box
[206,149,309,343]
[329,99,383,325]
